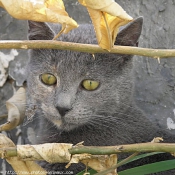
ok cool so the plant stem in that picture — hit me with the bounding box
[0,143,175,160]
[0,147,17,158]
[69,143,175,155]
[0,40,175,58]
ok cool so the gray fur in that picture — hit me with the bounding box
[23,17,175,174]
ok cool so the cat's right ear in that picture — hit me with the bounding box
[28,21,55,40]
[115,17,143,46]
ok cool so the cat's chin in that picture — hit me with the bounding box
[56,119,86,131]
[59,122,79,132]
[47,113,86,132]
[51,118,79,131]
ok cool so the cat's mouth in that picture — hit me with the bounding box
[57,113,90,131]
[61,122,77,131]
[51,114,78,131]
[41,104,89,131]
[59,117,78,131]
[52,119,62,127]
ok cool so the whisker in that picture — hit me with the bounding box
[87,119,116,130]
[93,109,135,119]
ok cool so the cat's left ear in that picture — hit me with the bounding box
[28,21,55,40]
[115,17,143,46]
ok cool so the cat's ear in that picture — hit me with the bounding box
[115,17,143,46]
[28,21,55,40]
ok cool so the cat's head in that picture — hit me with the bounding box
[26,17,143,131]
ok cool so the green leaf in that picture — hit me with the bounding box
[76,152,167,175]
[121,152,164,164]
[76,169,97,175]
[118,159,175,175]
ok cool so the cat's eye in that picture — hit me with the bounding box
[82,80,100,91]
[40,73,57,85]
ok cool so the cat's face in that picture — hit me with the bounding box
[26,18,143,131]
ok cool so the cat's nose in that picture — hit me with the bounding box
[56,106,70,116]
[55,92,74,116]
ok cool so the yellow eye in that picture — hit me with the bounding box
[41,73,57,85]
[82,80,100,91]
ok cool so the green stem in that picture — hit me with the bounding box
[0,143,175,159]
[0,147,17,158]
[69,143,175,155]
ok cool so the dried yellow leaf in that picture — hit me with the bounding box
[0,133,15,148]
[17,143,73,163]
[0,87,26,131]
[67,153,118,175]
[0,0,78,34]
[7,159,47,175]
[151,137,164,143]
[81,154,118,175]
[0,134,47,175]
[79,0,133,51]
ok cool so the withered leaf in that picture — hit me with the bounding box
[0,134,47,175]
[79,0,133,51]
[0,87,26,131]
[0,0,78,34]
[67,153,118,175]
[17,143,73,163]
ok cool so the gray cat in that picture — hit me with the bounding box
[23,17,175,174]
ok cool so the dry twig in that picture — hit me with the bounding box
[0,40,175,58]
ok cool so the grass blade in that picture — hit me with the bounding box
[118,159,175,175]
